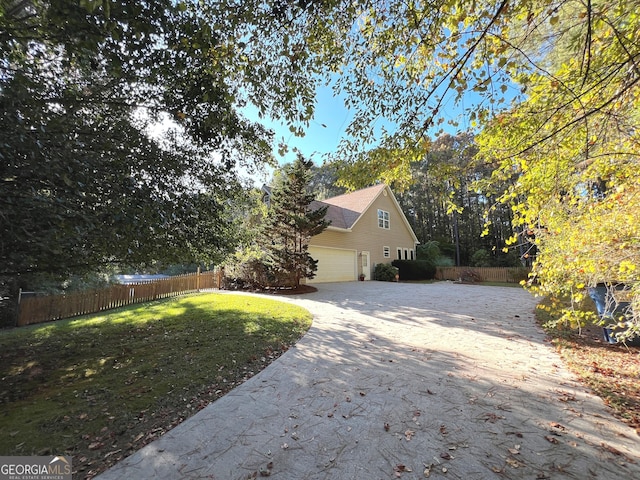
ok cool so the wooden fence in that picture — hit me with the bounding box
[435,266,531,284]
[17,270,222,327]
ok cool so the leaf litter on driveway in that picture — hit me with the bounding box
[94,283,640,480]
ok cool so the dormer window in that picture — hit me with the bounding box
[377,209,390,229]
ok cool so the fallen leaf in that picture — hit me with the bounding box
[442,467,448,473]
[506,458,521,468]
[103,449,121,459]
[384,422,390,431]
[544,436,559,444]
[259,466,271,477]
[601,443,623,456]
[440,452,453,460]
[404,429,415,441]
[423,465,432,477]
[281,443,288,450]
[88,442,104,451]
[483,413,504,423]
[439,425,448,435]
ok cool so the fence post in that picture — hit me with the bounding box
[197,266,201,292]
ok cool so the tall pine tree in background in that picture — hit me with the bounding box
[262,155,328,288]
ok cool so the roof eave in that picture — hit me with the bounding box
[326,225,352,233]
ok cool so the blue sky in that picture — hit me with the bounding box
[242,74,517,181]
[244,84,488,170]
[244,84,354,166]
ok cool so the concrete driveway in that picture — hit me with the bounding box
[95,282,640,479]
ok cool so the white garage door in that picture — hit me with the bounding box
[308,246,357,283]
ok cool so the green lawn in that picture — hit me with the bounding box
[0,293,312,479]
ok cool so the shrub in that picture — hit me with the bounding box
[434,256,455,267]
[470,249,492,267]
[374,263,399,282]
[417,241,440,262]
[222,248,290,289]
[392,260,436,281]
[507,267,531,283]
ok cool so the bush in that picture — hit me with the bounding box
[470,249,492,267]
[507,267,531,283]
[392,260,436,281]
[417,241,441,262]
[434,256,455,267]
[374,263,399,282]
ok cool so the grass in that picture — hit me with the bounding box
[536,296,640,435]
[0,293,312,479]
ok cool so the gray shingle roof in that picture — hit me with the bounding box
[311,184,387,230]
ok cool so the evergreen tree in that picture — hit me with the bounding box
[262,155,329,288]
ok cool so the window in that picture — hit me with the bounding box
[383,246,390,258]
[404,248,409,260]
[397,248,402,260]
[377,209,390,229]
[410,249,415,260]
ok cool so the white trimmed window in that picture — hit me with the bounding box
[397,248,402,260]
[383,246,390,258]
[377,209,390,229]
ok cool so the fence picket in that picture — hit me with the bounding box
[435,266,531,283]
[16,270,222,327]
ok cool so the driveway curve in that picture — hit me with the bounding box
[96,282,640,479]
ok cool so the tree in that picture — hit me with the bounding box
[0,0,339,323]
[469,2,640,335]
[261,154,328,288]
[263,0,639,333]
[388,133,520,266]
[308,162,347,200]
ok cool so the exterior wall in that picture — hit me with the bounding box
[309,187,417,277]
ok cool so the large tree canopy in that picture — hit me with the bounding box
[2,0,638,331]
[0,0,338,280]
[286,0,639,334]
[0,0,344,325]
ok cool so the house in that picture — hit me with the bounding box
[307,184,419,283]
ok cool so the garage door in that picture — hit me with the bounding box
[307,246,357,283]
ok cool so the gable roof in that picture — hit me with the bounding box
[311,184,419,244]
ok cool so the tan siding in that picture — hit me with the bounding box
[351,193,416,267]
[310,187,417,276]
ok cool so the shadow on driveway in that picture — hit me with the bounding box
[96,282,640,480]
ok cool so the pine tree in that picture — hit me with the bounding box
[262,154,329,288]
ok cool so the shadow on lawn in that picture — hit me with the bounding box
[0,293,311,478]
